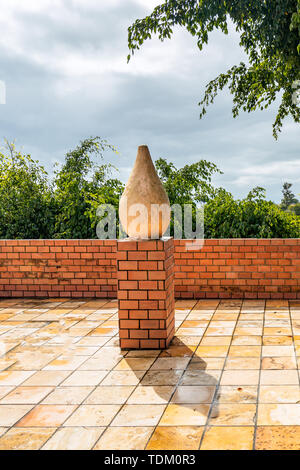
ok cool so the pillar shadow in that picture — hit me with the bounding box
[124,336,220,422]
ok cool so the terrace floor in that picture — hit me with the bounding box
[0,298,300,450]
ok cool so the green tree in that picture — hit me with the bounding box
[155,157,221,237]
[288,202,300,215]
[155,157,221,205]
[128,0,300,138]
[53,137,122,239]
[0,142,55,239]
[205,186,300,238]
[280,182,299,210]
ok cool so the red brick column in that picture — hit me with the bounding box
[117,238,175,349]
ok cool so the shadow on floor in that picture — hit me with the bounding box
[125,336,219,421]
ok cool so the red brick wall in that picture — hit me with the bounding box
[174,239,300,299]
[0,239,299,299]
[0,240,116,298]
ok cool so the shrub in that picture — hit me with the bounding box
[204,187,300,238]
[0,143,55,239]
[53,137,123,239]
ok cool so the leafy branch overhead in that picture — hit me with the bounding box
[128,0,300,138]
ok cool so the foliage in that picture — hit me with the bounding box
[0,139,299,240]
[288,202,300,215]
[280,182,299,210]
[204,187,300,238]
[155,157,222,238]
[53,137,122,239]
[128,0,300,138]
[155,157,222,205]
[0,142,55,239]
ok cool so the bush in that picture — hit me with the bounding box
[53,137,123,239]
[0,144,55,239]
[204,187,300,238]
[288,203,300,216]
[0,139,298,240]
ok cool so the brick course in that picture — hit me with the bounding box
[0,240,116,298]
[174,239,300,300]
[0,238,299,299]
[117,238,175,349]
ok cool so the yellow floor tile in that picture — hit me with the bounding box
[41,386,94,405]
[84,386,134,405]
[94,427,153,450]
[141,370,183,386]
[159,404,209,426]
[1,386,53,404]
[201,426,254,450]
[231,336,261,346]
[150,357,190,370]
[61,370,108,386]
[171,386,216,404]
[225,357,260,369]
[259,385,300,403]
[111,404,166,427]
[42,426,105,450]
[208,404,256,426]
[1,298,300,450]
[63,404,121,426]
[0,371,35,386]
[188,357,225,370]
[159,346,195,357]
[200,337,232,346]
[127,386,175,404]
[228,346,261,357]
[21,371,71,386]
[101,370,145,386]
[220,370,260,386]
[216,386,258,403]
[260,370,299,385]
[261,356,297,369]
[0,405,34,427]
[147,426,204,450]
[180,370,221,386]
[257,404,300,425]
[0,427,56,450]
[114,358,156,371]
[0,387,14,400]
[255,426,300,450]
[195,346,229,357]
[16,405,76,427]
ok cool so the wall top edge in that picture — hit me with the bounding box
[0,238,299,242]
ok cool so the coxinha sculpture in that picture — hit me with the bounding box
[119,145,171,239]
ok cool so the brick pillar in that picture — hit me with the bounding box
[117,237,175,349]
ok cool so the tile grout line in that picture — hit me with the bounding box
[36,300,120,450]
[1,298,300,450]
[0,298,117,448]
[197,299,242,450]
[141,300,205,450]
[251,299,266,450]
[288,301,300,386]
[141,304,197,449]
[91,360,152,449]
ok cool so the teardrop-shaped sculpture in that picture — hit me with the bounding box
[119,145,171,239]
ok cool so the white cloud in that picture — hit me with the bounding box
[0,0,298,202]
[234,161,300,187]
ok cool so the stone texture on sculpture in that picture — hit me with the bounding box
[119,145,171,239]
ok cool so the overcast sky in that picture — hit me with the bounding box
[0,0,299,202]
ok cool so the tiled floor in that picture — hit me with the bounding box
[0,298,300,449]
